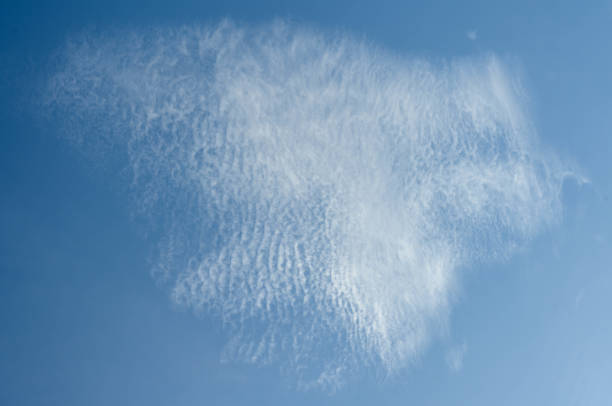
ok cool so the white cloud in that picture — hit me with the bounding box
[467,30,478,41]
[446,342,468,372]
[46,20,571,389]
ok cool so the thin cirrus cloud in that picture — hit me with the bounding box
[45,20,573,388]
[446,342,468,372]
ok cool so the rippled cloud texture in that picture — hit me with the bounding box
[46,20,571,388]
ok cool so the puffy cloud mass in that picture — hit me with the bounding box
[46,20,571,388]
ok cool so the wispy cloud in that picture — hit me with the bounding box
[467,30,478,41]
[446,342,468,372]
[45,20,571,389]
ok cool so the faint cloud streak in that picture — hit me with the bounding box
[446,342,468,372]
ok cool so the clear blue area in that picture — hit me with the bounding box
[1,1,611,404]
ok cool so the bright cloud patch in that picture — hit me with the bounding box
[45,20,570,388]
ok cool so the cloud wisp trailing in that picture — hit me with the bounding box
[446,342,468,372]
[46,20,571,388]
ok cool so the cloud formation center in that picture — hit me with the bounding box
[47,20,568,387]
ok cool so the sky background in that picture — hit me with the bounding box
[1,1,612,405]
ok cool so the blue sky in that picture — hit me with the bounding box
[1,1,611,405]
